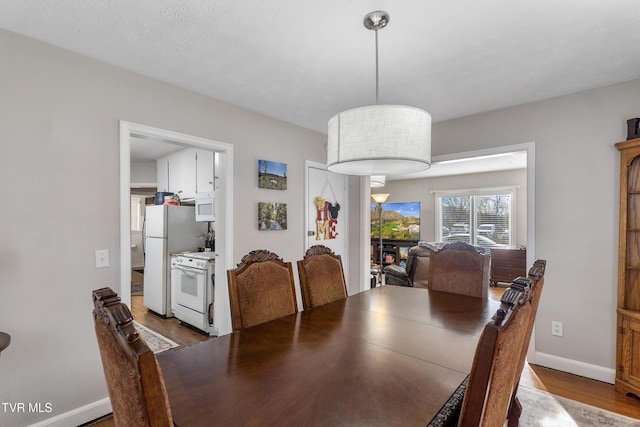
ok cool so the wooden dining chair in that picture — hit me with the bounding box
[227,249,298,331]
[507,259,547,426]
[427,241,491,298]
[92,287,174,427]
[429,259,547,427]
[297,245,348,310]
[456,281,533,427]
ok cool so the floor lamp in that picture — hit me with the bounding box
[371,193,390,284]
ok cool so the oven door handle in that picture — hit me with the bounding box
[175,267,205,278]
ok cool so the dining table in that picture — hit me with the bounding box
[156,285,500,427]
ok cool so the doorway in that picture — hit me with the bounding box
[119,121,235,338]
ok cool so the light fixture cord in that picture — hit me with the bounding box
[375,28,379,105]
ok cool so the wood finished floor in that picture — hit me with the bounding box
[129,295,212,347]
[86,287,640,426]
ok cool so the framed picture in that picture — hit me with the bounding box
[399,246,409,260]
[258,202,287,230]
[258,160,287,190]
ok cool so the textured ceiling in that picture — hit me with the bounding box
[1,0,639,134]
[1,1,638,177]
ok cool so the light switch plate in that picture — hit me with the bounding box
[95,249,110,269]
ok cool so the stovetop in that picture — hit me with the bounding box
[181,251,216,260]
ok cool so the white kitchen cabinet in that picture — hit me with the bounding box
[166,153,180,195]
[173,150,197,199]
[196,149,215,193]
[157,149,215,199]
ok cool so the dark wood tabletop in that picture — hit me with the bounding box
[157,285,499,427]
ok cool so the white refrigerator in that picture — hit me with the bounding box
[143,205,207,316]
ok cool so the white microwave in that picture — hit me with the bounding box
[195,192,215,222]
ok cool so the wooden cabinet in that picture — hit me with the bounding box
[616,137,640,397]
[617,311,640,394]
[490,248,526,286]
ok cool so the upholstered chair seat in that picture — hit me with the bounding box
[427,242,491,298]
[227,250,298,331]
[298,245,348,310]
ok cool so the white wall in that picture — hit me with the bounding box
[130,160,157,185]
[431,79,640,381]
[382,169,527,246]
[1,23,637,425]
[0,29,362,426]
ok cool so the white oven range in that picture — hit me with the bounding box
[172,252,217,336]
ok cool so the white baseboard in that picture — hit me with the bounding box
[532,351,616,384]
[28,398,111,427]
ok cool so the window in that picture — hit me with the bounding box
[435,188,515,248]
[131,196,145,232]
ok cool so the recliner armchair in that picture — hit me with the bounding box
[383,245,433,288]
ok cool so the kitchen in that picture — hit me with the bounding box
[130,133,224,342]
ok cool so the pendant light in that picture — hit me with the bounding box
[327,11,432,176]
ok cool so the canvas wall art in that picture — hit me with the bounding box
[258,160,287,190]
[258,202,287,230]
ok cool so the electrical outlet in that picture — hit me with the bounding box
[95,249,110,269]
[551,321,563,337]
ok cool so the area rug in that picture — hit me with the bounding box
[518,384,640,426]
[131,270,144,295]
[133,321,178,354]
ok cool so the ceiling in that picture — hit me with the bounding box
[129,136,185,162]
[2,1,638,177]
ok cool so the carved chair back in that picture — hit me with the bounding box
[427,242,490,298]
[227,250,298,331]
[507,259,547,426]
[297,245,348,310]
[457,281,533,427]
[516,259,546,370]
[92,287,173,427]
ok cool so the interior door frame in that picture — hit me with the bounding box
[119,121,234,334]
